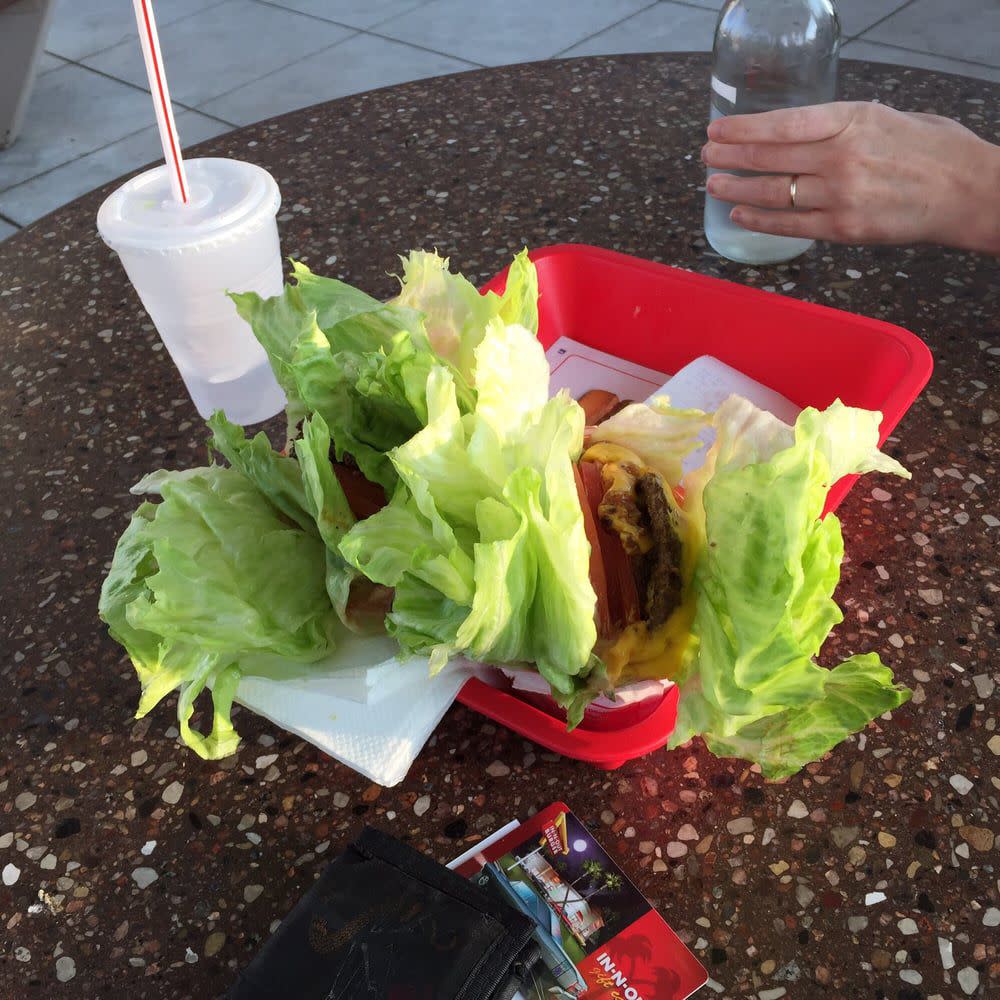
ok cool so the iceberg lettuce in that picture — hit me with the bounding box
[662,396,912,778]
[99,467,339,759]
[339,319,600,721]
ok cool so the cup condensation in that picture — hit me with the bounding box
[97,158,287,424]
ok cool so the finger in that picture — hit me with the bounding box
[707,104,852,144]
[702,140,824,175]
[706,172,828,211]
[729,205,828,241]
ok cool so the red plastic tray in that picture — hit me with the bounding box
[456,243,933,769]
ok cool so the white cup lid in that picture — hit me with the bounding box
[97,157,280,253]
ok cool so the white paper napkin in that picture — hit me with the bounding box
[234,650,471,786]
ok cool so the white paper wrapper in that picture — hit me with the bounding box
[499,665,673,711]
[646,355,800,475]
[546,335,669,400]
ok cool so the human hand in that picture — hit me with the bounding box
[702,101,1000,254]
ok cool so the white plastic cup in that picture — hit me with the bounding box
[97,157,287,425]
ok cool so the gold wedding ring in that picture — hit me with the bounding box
[790,174,799,209]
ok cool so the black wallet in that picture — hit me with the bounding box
[226,827,540,1000]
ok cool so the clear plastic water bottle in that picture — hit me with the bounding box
[704,0,841,265]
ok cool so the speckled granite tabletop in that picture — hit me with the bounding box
[1,54,997,1000]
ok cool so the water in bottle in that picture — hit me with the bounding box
[704,0,841,265]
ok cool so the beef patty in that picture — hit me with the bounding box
[634,472,684,628]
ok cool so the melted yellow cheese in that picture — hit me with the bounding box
[598,588,696,685]
[598,462,652,555]
[582,442,645,467]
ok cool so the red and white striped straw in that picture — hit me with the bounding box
[132,0,189,204]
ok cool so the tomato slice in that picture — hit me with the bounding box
[577,460,641,631]
[573,464,611,639]
[333,464,388,520]
[602,527,642,628]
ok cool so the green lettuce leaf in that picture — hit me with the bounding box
[207,410,359,622]
[390,248,538,384]
[231,260,488,491]
[226,282,314,445]
[588,399,709,488]
[293,413,360,620]
[99,466,338,759]
[339,319,599,708]
[702,654,910,780]
[229,249,538,490]
[206,411,315,533]
[664,397,911,778]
